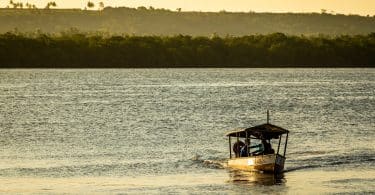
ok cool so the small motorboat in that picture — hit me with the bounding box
[226,111,289,173]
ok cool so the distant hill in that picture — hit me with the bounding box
[0,7,374,35]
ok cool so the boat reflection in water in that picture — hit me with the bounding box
[227,169,285,186]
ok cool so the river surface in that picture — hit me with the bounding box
[0,68,374,194]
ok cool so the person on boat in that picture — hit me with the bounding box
[262,139,274,154]
[240,139,250,157]
[257,139,275,154]
[233,140,245,157]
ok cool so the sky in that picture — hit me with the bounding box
[1,0,375,16]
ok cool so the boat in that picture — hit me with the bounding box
[225,111,289,173]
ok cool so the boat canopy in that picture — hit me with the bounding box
[226,123,289,140]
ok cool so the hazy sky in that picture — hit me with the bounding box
[2,0,375,15]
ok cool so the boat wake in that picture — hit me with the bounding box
[284,151,374,173]
[283,165,322,173]
[190,154,227,169]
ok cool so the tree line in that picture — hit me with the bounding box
[0,32,374,68]
[5,1,105,10]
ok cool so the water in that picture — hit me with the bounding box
[0,68,374,194]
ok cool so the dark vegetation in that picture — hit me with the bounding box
[1,32,374,68]
[0,7,374,35]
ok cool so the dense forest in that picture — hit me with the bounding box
[0,7,374,35]
[0,32,374,68]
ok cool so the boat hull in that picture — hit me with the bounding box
[228,154,285,173]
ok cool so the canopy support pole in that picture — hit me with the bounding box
[229,136,232,159]
[249,136,251,156]
[277,135,282,155]
[283,133,289,157]
[245,131,249,156]
[236,134,239,158]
